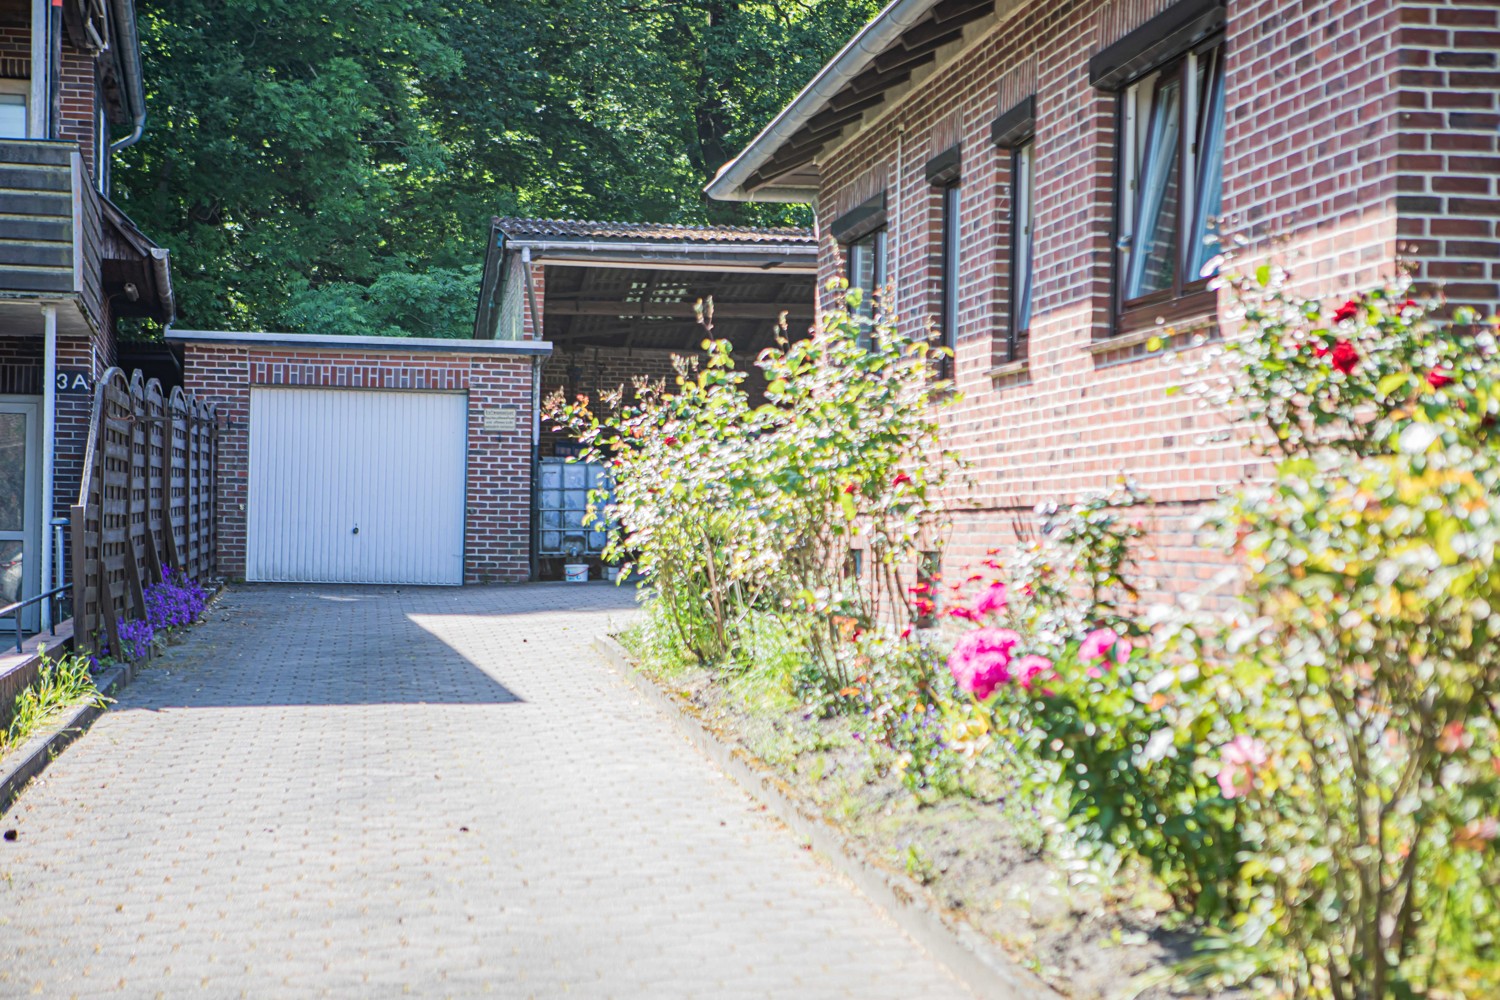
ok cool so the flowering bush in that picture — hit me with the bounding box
[930,271,1500,995]
[940,485,1245,920]
[103,568,208,662]
[114,617,155,661]
[143,567,208,629]
[548,284,962,688]
[1171,269,1500,997]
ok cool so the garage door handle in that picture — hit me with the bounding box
[352,524,359,535]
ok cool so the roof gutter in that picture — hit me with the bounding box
[497,238,818,258]
[704,0,939,204]
[150,247,174,324]
[107,0,147,154]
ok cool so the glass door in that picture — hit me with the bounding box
[0,398,40,634]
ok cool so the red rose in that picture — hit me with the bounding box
[663,435,678,446]
[842,482,857,495]
[1312,341,1330,358]
[1330,340,1359,374]
[1333,300,1360,324]
[1398,299,1417,311]
[892,472,913,488]
[1427,368,1453,388]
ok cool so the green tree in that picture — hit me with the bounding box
[115,0,880,337]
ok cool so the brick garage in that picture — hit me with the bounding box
[709,0,1500,604]
[170,331,549,586]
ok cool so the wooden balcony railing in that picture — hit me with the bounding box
[0,139,103,331]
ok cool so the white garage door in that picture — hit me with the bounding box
[248,388,467,585]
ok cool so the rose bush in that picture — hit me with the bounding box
[548,281,962,689]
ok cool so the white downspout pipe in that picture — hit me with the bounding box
[28,0,48,138]
[40,304,56,631]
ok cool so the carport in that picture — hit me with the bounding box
[473,219,817,578]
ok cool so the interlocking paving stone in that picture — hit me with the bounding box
[0,583,973,999]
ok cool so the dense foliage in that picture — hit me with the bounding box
[592,267,1500,998]
[548,283,962,683]
[115,0,882,336]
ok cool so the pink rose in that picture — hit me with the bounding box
[1013,654,1055,692]
[1215,736,1269,799]
[1078,627,1134,676]
[947,628,1021,700]
[972,582,1008,617]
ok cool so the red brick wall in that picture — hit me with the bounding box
[0,0,102,172]
[57,46,95,168]
[182,345,538,585]
[810,0,1496,592]
[0,0,28,79]
[1393,2,1500,305]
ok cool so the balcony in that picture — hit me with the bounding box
[0,139,171,339]
[0,140,103,336]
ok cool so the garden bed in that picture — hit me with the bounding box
[616,624,1213,1000]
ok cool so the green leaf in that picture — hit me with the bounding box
[1376,372,1412,396]
[838,492,858,521]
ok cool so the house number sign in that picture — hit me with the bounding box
[56,368,92,394]
[482,406,518,433]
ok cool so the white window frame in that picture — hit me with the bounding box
[940,181,961,358]
[1116,43,1224,314]
[0,79,30,141]
[1009,139,1035,361]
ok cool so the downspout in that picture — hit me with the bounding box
[522,248,543,581]
[28,0,47,138]
[108,0,148,155]
[529,355,541,582]
[48,0,61,136]
[894,125,904,329]
[40,305,57,631]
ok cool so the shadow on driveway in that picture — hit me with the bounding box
[110,583,641,710]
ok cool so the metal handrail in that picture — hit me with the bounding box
[0,584,72,653]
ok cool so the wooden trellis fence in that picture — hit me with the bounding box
[71,368,219,655]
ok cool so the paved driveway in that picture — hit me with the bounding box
[0,584,970,999]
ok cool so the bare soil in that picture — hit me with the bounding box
[636,657,1226,1000]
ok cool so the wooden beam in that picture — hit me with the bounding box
[547,300,806,321]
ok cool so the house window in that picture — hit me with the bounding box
[1009,139,1035,361]
[939,181,961,358]
[846,227,887,317]
[830,192,889,344]
[0,91,27,140]
[1116,42,1224,324]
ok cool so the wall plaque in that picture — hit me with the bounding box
[482,406,518,433]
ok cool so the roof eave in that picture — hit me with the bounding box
[705,0,941,203]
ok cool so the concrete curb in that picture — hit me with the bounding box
[0,660,130,817]
[593,634,1060,1000]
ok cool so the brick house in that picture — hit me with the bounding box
[0,0,172,627]
[707,0,1500,600]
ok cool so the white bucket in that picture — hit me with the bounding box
[564,564,589,583]
[605,566,621,583]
